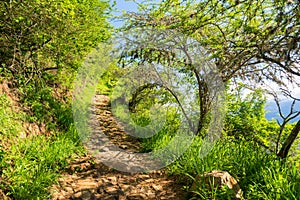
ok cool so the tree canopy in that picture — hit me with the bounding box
[118,0,300,158]
[0,0,111,84]
[124,0,300,87]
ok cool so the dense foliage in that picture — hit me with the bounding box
[115,0,300,198]
[119,0,300,158]
[0,0,111,199]
[0,0,299,199]
[0,0,110,85]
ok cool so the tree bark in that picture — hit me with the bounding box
[277,120,300,159]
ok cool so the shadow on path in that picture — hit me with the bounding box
[51,95,186,200]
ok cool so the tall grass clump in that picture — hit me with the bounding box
[2,127,83,199]
[0,94,22,138]
[0,93,84,199]
[167,137,300,199]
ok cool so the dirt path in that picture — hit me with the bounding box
[51,95,187,200]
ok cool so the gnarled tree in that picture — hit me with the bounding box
[118,0,300,158]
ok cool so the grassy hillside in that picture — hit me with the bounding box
[0,81,85,199]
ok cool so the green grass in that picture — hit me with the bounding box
[125,87,300,199]
[0,93,84,200]
[167,137,300,199]
[3,128,84,199]
[0,94,22,138]
[133,106,300,199]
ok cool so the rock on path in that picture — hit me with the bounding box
[51,95,186,200]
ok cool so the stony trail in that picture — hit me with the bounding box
[51,95,187,200]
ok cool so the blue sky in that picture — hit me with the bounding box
[109,0,139,27]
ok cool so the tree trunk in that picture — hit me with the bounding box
[277,120,300,159]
